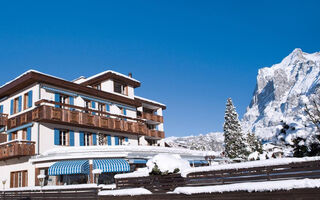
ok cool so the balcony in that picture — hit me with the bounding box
[0,140,35,161]
[138,112,163,123]
[0,113,8,127]
[5,100,164,138]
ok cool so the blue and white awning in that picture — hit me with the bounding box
[189,160,209,165]
[93,159,130,173]
[48,160,90,176]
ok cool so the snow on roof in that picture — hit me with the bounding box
[0,69,69,89]
[181,156,320,177]
[77,70,140,84]
[172,178,320,194]
[135,95,166,107]
[98,188,152,196]
[30,146,219,163]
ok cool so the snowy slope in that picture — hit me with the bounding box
[242,48,320,143]
[164,132,224,152]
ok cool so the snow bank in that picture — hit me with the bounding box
[147,154,191,174]
[181,156,320,177]
[98,188,152,196]
[172,178,320,194]
[115,168,149,179]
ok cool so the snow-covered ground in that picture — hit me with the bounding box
[172,178,320,194]
[98,188,152,196]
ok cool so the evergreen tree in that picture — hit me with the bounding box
[246,132,263,154]
[223,98,247,159]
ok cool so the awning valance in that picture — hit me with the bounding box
[48,160,89,176]
[189,160,209,165]
[93,159,130,173]
[128,159,147,164]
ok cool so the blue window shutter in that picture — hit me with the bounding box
[106,104,110,112]
[114,136,119,145]
[0,105,3,113]
[18,96,22,112]
[27,127,32,141]
[28,90,33,108]
[69,96,74,111]
[54,129,60,145]
[69,130,74,146]
[8,133,12,141]
[125,137,128,142]
[91,101,96,115]
[10,100,13,115]
[107,135,111,146]
[92,133,97,145]
[54,93,60,108]
[79,131,84,146]
[123,108,127,115]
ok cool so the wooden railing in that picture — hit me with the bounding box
[0,140,35,161]
[138,112,164,123]
[5,100,165,139]
[116,174,185,193]
[115,159,320,192]
[186,160,320,186]
[0,113,8,127]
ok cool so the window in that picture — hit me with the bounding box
[23,93,29,110]
[147,124,157,130]
[119,136,127,145]
[59,130,69,146]
[10,170,28,188]
[59,95,69,109]
[92,84,101,90]
[114,82,127,95]
[98,103,106,116]
[11,131,18,140]
[13,97,19,114]
[84,133,92,146]
[22,129,27,140]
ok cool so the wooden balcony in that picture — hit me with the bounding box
[0,113,8,127]
[0,140,35,161]
[138,112,163,123]
[6,100,165,139]
[147,129,165,138]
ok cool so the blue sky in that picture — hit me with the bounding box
[0,0,319,137]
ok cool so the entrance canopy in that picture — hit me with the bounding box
[48,160,90,176]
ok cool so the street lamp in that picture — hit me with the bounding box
[37,174,46,191]
[92,169,102,186]
[2,178,6,193]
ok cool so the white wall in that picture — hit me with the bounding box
[0,157,35,189]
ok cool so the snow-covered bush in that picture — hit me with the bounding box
[146,154,190,175]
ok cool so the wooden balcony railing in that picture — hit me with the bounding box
[138,112,163,123]
[6,100,165,139]
[0,113,8,127]
[0,140,35,161]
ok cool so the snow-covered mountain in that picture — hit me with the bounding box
[163,132,224,152]
[242,48,320,144]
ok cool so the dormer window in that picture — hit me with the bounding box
[114,82,127,95]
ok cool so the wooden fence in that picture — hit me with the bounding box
[116,174,185,193]
[115,160,320,192]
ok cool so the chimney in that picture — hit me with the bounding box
[128,72,132,78]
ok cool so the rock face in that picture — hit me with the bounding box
[242,48,320,143]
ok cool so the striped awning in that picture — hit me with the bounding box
[48,160,90,176]
[93,159,130,173]
[189,160,209,165]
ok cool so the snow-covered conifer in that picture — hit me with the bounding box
[223,98,247,159]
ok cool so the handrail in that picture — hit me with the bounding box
[35,99,145,123]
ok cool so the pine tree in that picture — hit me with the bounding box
[246,132,263,154]
[223,98,247,159]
